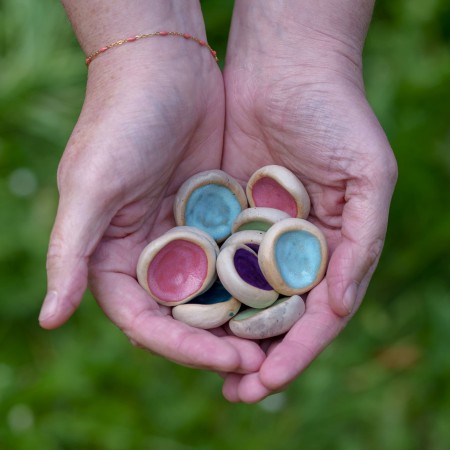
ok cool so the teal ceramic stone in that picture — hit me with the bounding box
[188,281,232,305]
[172,281,241,329]
[275,230,322,289]
[259,218,328,296]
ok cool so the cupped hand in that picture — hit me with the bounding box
[40,45,265,374]
[221,40,398,401]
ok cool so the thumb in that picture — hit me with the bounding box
[39,185,114,329]
[326,174,396,317]
[326,235,384,317]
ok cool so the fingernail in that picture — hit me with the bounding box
[343,284,357,315]
[39,291,58,322]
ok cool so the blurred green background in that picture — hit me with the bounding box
[1,0,450,448]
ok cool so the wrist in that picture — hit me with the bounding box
[62,0,206,55]
[62,0,218,84]
[227,0,374,85]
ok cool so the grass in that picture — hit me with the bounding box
[1,0,449,448]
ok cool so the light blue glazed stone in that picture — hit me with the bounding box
[275,230,322,289]
[185,184,242,241]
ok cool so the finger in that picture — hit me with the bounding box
[327,164,396,316]
[253,281,346,394]
[222,374,241,402]
[220,335,267,373]
[221,282,345,402]
[91,270,266,373]
[222,373,244,403]
[326,233,383,317]
[224,373,274,403]
[40,187,114,329]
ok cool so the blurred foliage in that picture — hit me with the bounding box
[1,0,449,449]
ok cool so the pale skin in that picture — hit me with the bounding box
[40,0,397,403]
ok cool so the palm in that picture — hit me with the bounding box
[44,59,265,373]
[221,68,397,401]
[88,94,221,366]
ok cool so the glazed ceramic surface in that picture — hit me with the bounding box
[136,227,219,306]
[246,165,311,219]
[172,281,241,329]
[231,207,290,233]
[216,243,279,308]
[258,218,328,296]
[174,170,247,242]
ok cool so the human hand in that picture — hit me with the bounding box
[220,0,398,402]
[39,0,265,374]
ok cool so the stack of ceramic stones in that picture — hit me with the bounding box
[136,166,328,339]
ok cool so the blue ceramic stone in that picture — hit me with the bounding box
[172,280,241,329]
[185,184,242,241]
[189,281,232,305]
[275,230,322,289]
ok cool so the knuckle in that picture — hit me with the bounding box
[366,237,384,270]
[46,232,65,271]
[384,151,399,186]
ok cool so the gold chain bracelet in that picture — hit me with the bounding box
[85,31,218,66]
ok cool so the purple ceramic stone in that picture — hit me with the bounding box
[233,248,273,291]
[245,243,260,253]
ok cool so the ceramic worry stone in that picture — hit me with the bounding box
[136,227,219,306]
[216,243,279,309]
[174,170,248,243]
[231,207,290,234]
[221,230,265,253]
[258,218,328,296]
[172,281,241,329]
[246,165,311,219]
[164,225,219,257]
[229,295,306,340]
